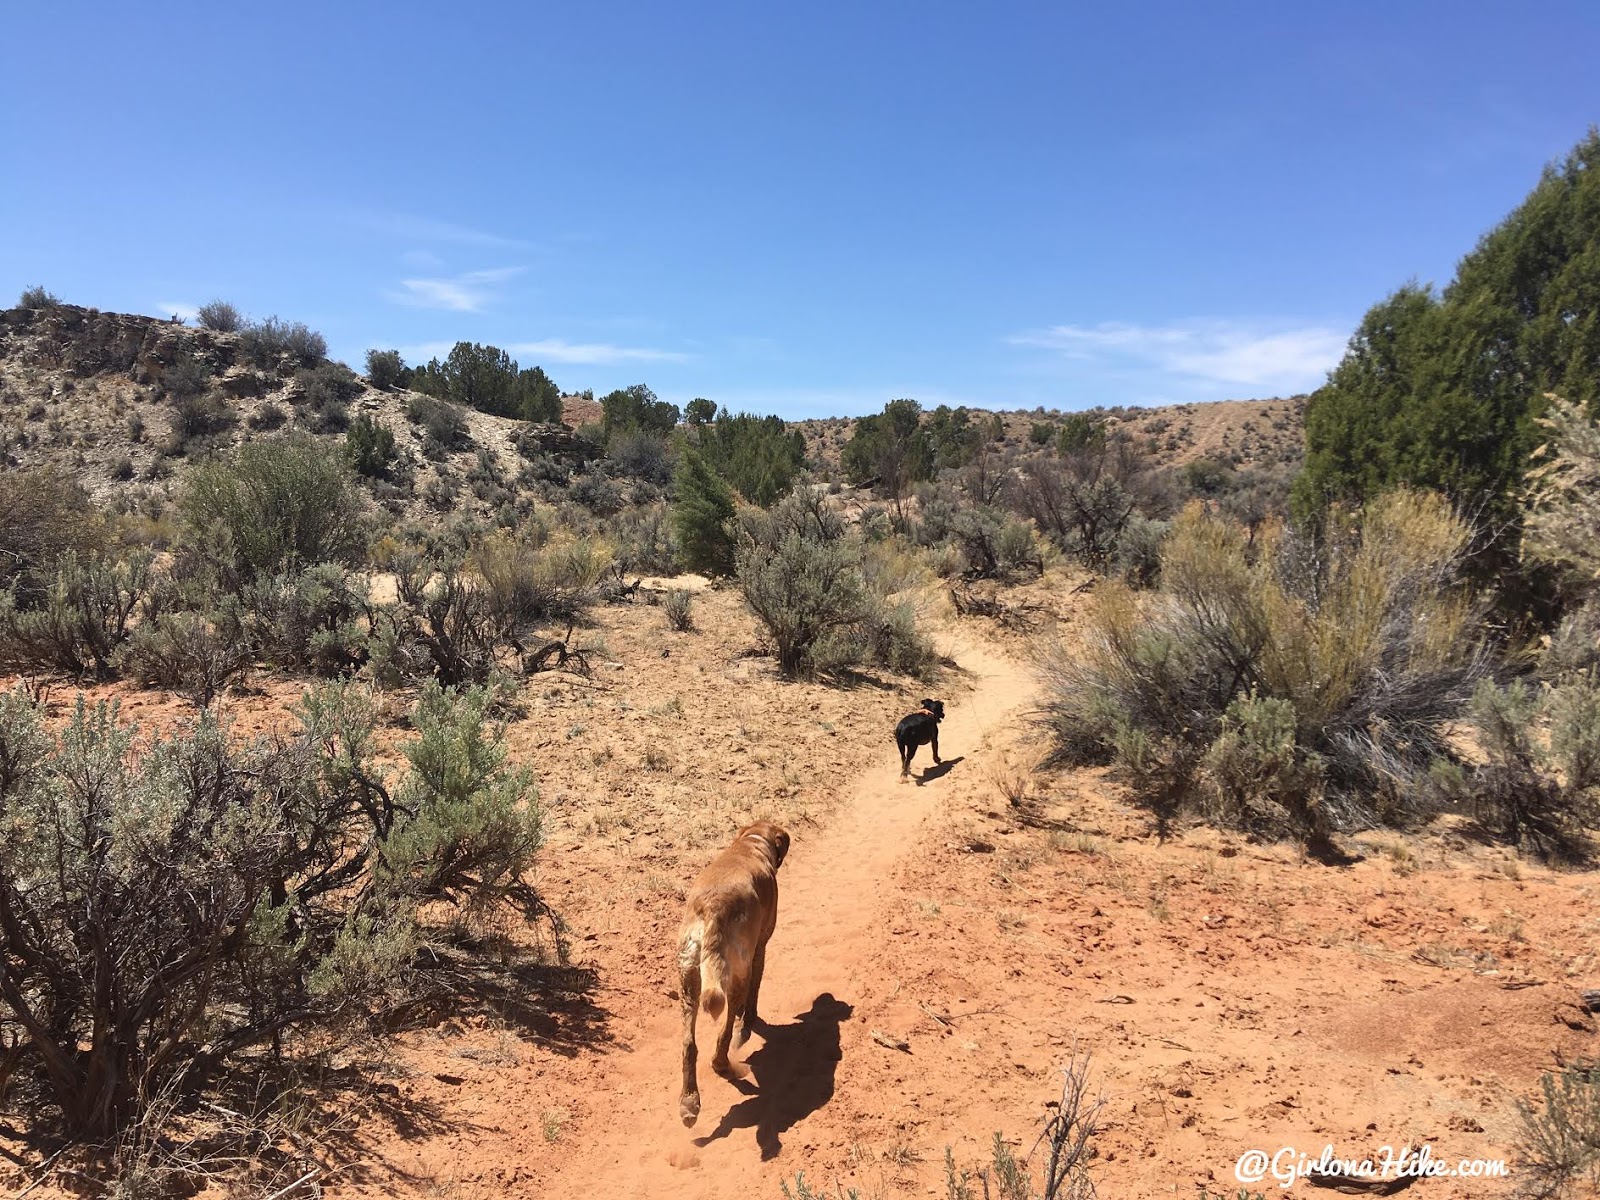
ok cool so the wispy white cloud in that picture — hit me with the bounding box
[156,301,200,323]
[1008,318,1349,393]
[392,337,689,368]
[386,267,524,312]
[356,211,532,250]
[506,339,689,365]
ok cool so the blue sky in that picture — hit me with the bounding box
[3,2,1596,418]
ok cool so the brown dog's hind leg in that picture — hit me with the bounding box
[711,974,748,1077]
[738,942,767,1045]
[678,938,702,1126]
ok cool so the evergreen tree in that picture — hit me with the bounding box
[1294,130,1600,532]
[699,409,806,506]
[840,398,934,512]
[673,447,737,575]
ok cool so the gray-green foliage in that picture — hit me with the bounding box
[180,435,364,577]
[0,551,151,678]
[736,487,935,680]
[0,680,544,1137]
[1040,494,1493,846]
[1447,676,1600,862]
[1517,1059,1600,1199]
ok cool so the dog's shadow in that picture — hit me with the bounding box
[914,755,964,785]
[694,992,853,1160]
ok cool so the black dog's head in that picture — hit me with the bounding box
[920,699,945,722]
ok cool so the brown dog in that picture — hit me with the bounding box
[675,820,791,1127]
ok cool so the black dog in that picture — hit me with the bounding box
[895,698,945,778]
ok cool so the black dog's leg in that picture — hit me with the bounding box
[899,737,913,777]
[931,729,941,765]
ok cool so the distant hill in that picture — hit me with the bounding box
[0,302,596,520]
[1,301,1306,524]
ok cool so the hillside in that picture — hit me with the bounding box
[0,303,598,524]
[1,304,1306,519]
[797,395,1306,479]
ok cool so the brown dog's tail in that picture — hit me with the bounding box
[680,920,729,1019]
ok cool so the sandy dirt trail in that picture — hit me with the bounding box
[544,637,1034,1199]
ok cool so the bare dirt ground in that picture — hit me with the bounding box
[5,581,1597,1199]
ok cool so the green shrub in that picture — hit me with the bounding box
[180,435,364,577]
[736,488,933,681]
[346,413,399,479]
[16,285,59,309]
[116,607,252,705]
[165,390,235,451]
[240,316,327,367]
[0,679,544,1137]
[696,410,806,506]
[608,428,675,484]
[0,468,104,602]
[1450,677,1600,862]
[1517,1058,1600,1198]
[365,348,408,391]
[664,588,693,631]
[1039,492,1492,846]
[407,393,472,458]
[0,552,152,679]
[673,447,737,575]
[244,563,370,675]
[195,300,242,332]
[161,350,214,400]
[737,489,869,677]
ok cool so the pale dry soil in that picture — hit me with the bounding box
[4,581,1597,1199]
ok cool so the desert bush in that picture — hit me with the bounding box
[1443,677,1600,863]
[0,468,104,602]
[240,316,327,367]
[0,552,152,679]
[346,413,399,479]
[1013,440,1146,571]
[1039,492,1493,847]
[608,428,675,484]
[612,502,679,575]
[180,435,364,577]
[737,487,934,681]
[365,348,408,391]
[195,299,243,332]
[1524,395,1600,591]
[1544,600,1600,683]
[373,536,602,687]
[244,563,370,675]
[116,607,252,705]
[1111,513,1168,588]
[248,401,288,431]
[941,1053,1102,1200]
[1517,1058,1600,1198]
[738,489,870,677]
[569,472,624,516]
[165,391,235,451]
[0,679,544,1137]
[664,588,694,631]
[161,350,214,401]
[407,393,471,458]
[16,285,59,308]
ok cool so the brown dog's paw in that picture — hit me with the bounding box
[680,1092,700,1126]
[711,1056,750,1080]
